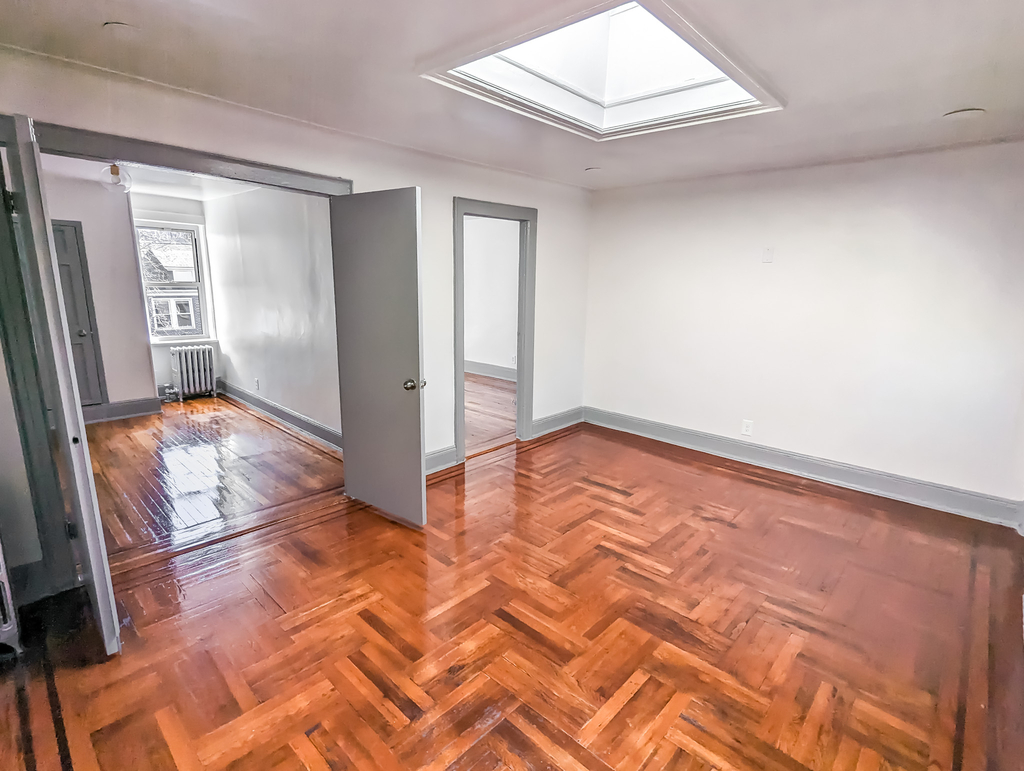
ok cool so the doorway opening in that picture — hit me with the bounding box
[454,198,537,462]
[37,153,350,576]
[1,114,429,657]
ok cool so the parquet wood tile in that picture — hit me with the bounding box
[86,397,345,574]
[465,373,516,455]
[6,417,1024,770]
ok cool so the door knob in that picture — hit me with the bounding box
[403,379,417,391]
[77,329,87,337]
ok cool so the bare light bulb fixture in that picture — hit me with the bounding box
[99,163,133,193]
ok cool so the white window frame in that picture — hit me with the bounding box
[150,296,197,332]
[133,218,217,343]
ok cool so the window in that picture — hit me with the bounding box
[424,1,781,140]
[136,224,210,339]
[150,297,196,331]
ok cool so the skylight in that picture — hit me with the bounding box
[426,2,780,141]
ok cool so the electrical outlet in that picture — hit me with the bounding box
[741,419,754,437]
[512,355,517,366]
[762,247,774,264]
[255,378,260,391]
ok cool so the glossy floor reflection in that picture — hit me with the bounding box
[10,425,1024,770]
[465,372,516,455]
[87,397,345,574]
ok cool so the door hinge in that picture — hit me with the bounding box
[65,520,80,540]
[1,189,15,214]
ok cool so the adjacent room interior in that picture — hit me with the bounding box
[0,1,1022,769]
[462,214,520,456]
[38,155,348,574]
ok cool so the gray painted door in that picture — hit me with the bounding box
[330,188,426,527]
[51,221,105,406]
[6,115,120,656]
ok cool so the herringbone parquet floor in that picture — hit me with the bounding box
[87,398,346,575]
[3,419,1022,770]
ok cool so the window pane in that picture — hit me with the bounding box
[136,227,199,283]
[147,287,204,338]
[174,300,194,329]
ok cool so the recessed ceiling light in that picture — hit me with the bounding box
[942,108,986,121]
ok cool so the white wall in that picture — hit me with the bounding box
[464,216,520,372]
[3,48,1024,511]
[0,337,41,568]
[132,193,206,221]
[205,187,340,432]
[0,49,590,454]
[41,172,157,403]
[586,142,1024,500]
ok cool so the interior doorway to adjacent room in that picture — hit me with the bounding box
[37,153,350,576]
[464,215,518,454]
[0,114,428,657]
[454,198,537,461]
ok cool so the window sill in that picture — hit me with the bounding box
[150,338,218,346]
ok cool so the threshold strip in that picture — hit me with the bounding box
[466,439,519,461]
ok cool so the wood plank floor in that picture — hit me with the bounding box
[7,423,1023,770]
[465,373,516,455]
[87,397,345,574]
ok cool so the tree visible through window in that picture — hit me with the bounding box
[136,225,207,338]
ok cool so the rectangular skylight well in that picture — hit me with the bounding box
[426,1,781,140]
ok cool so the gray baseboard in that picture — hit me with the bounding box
[533,406,585,438]
[426,445,459,474]
[217,379,343,452]
[465,360,516,382]
[220,379,462,477]
[582,407,1024,533]
[82,396,163,424]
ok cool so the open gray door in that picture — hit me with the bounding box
[4,116,119,655]
[330,188,426,527]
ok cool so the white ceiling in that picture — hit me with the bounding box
[5,0,1024,189]
[41,155,260,200]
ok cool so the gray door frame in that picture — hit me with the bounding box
[0,119,80,603]
[1,114,121,654]
[453,197,538,462]
[32,122,352,196]
[52,220,109,407]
